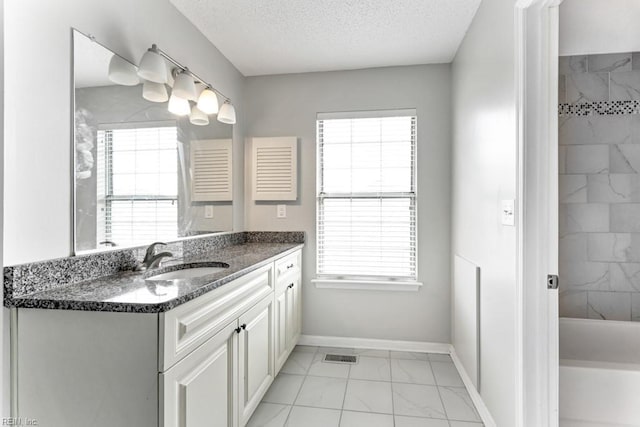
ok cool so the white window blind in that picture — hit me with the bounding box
[316,111,417,280]
[96,125,178,247]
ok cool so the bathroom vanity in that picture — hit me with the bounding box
[6,235,303,427]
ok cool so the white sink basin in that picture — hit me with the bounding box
[145,262,230,281]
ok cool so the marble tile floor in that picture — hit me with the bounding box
[248,345,484,427]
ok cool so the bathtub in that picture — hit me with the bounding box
[560,318,640,427]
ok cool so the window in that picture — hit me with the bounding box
[96,125,178,247]
[316,110,417,283]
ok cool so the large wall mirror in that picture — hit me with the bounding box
[73,30,233,253]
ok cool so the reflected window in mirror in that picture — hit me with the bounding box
[96,124,178,247]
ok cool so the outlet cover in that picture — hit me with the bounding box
[501,200,515,226]
[204,206,214,218]
[277,205,286,218]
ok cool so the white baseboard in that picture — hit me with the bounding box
[299,334,451,354]
[450,347,497,427]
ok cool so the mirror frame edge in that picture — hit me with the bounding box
[70,27,78,256]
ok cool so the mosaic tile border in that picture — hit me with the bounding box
[559,100,640,117]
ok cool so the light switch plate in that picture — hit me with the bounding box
[501,200,515,226]
[277,204,287,218]
[204,205,214,218]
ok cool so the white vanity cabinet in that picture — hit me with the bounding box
[161,293,274,427]
[274,250,302,372]
[162,321,237,427]
[15,248,301,427]
[237,294,275,425]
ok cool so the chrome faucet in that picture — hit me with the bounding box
[141,242,173,270]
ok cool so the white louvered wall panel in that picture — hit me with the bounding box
[251,137,298,201]
[190,139,233,202]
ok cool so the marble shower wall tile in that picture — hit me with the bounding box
[587,233,633,262]
[632,293,640,321]
[560,203,609,233]
[566,72,609,103]
[559,146,567,174]
[633,53,640,71]
[559,233,588,261]
[610,145,640,173]
[559,116,633,145]
[559,74,566,103]
[559,51,640,322]
[608,263,640,292]
[588,53,632,73]
[559,261,609,291]
[587,291,632,321]
[560,55,587,74]
[611,204,640,232]
[587,174,640,202]
[586,233,640,263]
[559,290,588,318]
[565,145,609,174]
[560,175,588,203]
[610,71,640,101]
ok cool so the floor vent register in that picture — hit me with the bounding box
[323,354,358,364]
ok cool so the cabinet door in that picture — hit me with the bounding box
[162,321,238,427]
[238,294,275,425]
[285,277,301,351]
[274,289,289,372]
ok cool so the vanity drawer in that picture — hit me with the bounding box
[159,263,273,371]
[275,250,301,283]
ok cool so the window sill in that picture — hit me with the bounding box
[311,278,423,292]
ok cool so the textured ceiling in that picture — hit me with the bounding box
[169,0,481,76]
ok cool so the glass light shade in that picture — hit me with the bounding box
[172,71,198,101]
[168,94,190,116]
[137,49,167,83]
[142,80,168,103]
[217,101,236,124]
[189,106,209,126]
[108,55,140,86]
[197,89,219,115]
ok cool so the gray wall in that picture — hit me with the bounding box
[4,0,245,265]
[244,65,452,343]
[451,0,518,425]
[558,52,640,321]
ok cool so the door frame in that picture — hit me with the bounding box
[515,0,563,426]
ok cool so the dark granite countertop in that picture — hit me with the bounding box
[6,242,303,313]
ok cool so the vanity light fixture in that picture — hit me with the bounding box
[108,55,140,86]
[142,80,169,103]
[172,70,198,101]
[217,101,236,124]
[197,88,219,115]
[137,45,167,84]
[168,94,190,116]
[189,106,209,126]
[138,43,236,124]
